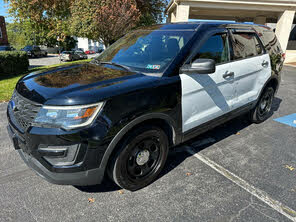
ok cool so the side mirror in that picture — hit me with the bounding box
[180,58,216,74]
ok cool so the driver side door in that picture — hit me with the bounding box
[180,32,236,133]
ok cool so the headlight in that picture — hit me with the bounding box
[34,102,104,130]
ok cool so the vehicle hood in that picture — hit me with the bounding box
[16,63,161,105]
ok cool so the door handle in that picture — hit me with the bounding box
[262,60,269,67]
[223,71,234,78]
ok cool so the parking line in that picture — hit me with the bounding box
[185,146,296,221]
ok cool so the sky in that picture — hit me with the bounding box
[0,0,13,22]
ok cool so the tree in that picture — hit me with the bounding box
[7,22,32,49]
[6,0,168,47]
[135,0,168,26]
[7,0,73,47]
[8,0,72,40]
[70,0,141,46]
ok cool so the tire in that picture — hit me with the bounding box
[108,125,169,191]
[249,87,275,123]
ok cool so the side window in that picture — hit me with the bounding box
[193,34,230,64]
[262,30,282,54]
[231,33,264,60]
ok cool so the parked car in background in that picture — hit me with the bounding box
[74,50,88,60]
[21,46,47,58]
[60,51,81,61]
[96,47,104,53]
[0,46,15,51]
[85,50,95,54]
[76,48,84,52]
[7,22,284,191]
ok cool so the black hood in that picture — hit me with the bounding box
[16,63,161,105]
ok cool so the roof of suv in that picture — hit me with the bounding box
[140,21,271,31]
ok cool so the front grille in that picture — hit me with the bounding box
[11,91,41,131]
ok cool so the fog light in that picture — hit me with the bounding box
[38,144,80,166]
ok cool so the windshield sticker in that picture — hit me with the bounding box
[146,64,160,70]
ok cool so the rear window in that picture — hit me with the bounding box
[231,33,264,60]
[62,51,72,54]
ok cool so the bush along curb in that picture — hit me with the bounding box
[0,51,29,77]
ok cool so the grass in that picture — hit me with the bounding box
[0,59,92,102]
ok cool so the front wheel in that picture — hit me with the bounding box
[108,126,169,191]
[249,87,275,123]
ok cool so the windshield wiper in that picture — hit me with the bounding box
[91,60,134,72]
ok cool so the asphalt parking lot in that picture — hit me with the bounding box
[0,66,295,222]
[29,53,98,68]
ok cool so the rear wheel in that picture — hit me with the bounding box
[249,87,275,123]
[108,126,169,191]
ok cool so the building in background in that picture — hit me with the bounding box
[74,37,105,52]
[41,37,106,54]
[166,0,296,62]
[0,16,8,46]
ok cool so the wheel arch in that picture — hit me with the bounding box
[266,77,279,94]
[256,76,279,105]
[99,113,180,171]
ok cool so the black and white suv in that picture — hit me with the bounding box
[7,22,284,191]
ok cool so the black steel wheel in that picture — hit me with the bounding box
[108,125,169,191]
[250,87,275,123]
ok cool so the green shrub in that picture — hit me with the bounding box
[0,51,29,77]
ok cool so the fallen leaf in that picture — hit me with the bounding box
[186,172,192,176]
[88,198,95,203]
[118,190,124,194]
[285,165,295,171]
[236,132,240,135]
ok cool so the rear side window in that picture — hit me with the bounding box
[193,34,230,64]
[231,33,264,60]
[261,30,282,54]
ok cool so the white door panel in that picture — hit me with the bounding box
[231,54,271,109]
[180,63,235,132]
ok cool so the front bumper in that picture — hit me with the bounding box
[17,148,104,186]
[7,102,111,186]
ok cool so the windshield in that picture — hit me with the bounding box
[94,30,195,73]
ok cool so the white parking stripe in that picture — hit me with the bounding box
[185,146,296,221]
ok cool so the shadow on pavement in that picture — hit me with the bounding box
[29,55,57,59]
[29,65,42,69]
[74,178,120,193]
[75,97,282,193]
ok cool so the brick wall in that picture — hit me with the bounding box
[0,16,8,46]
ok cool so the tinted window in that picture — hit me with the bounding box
[261,30,282,54]
[193,34,230,64]
[231,33,263,60]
